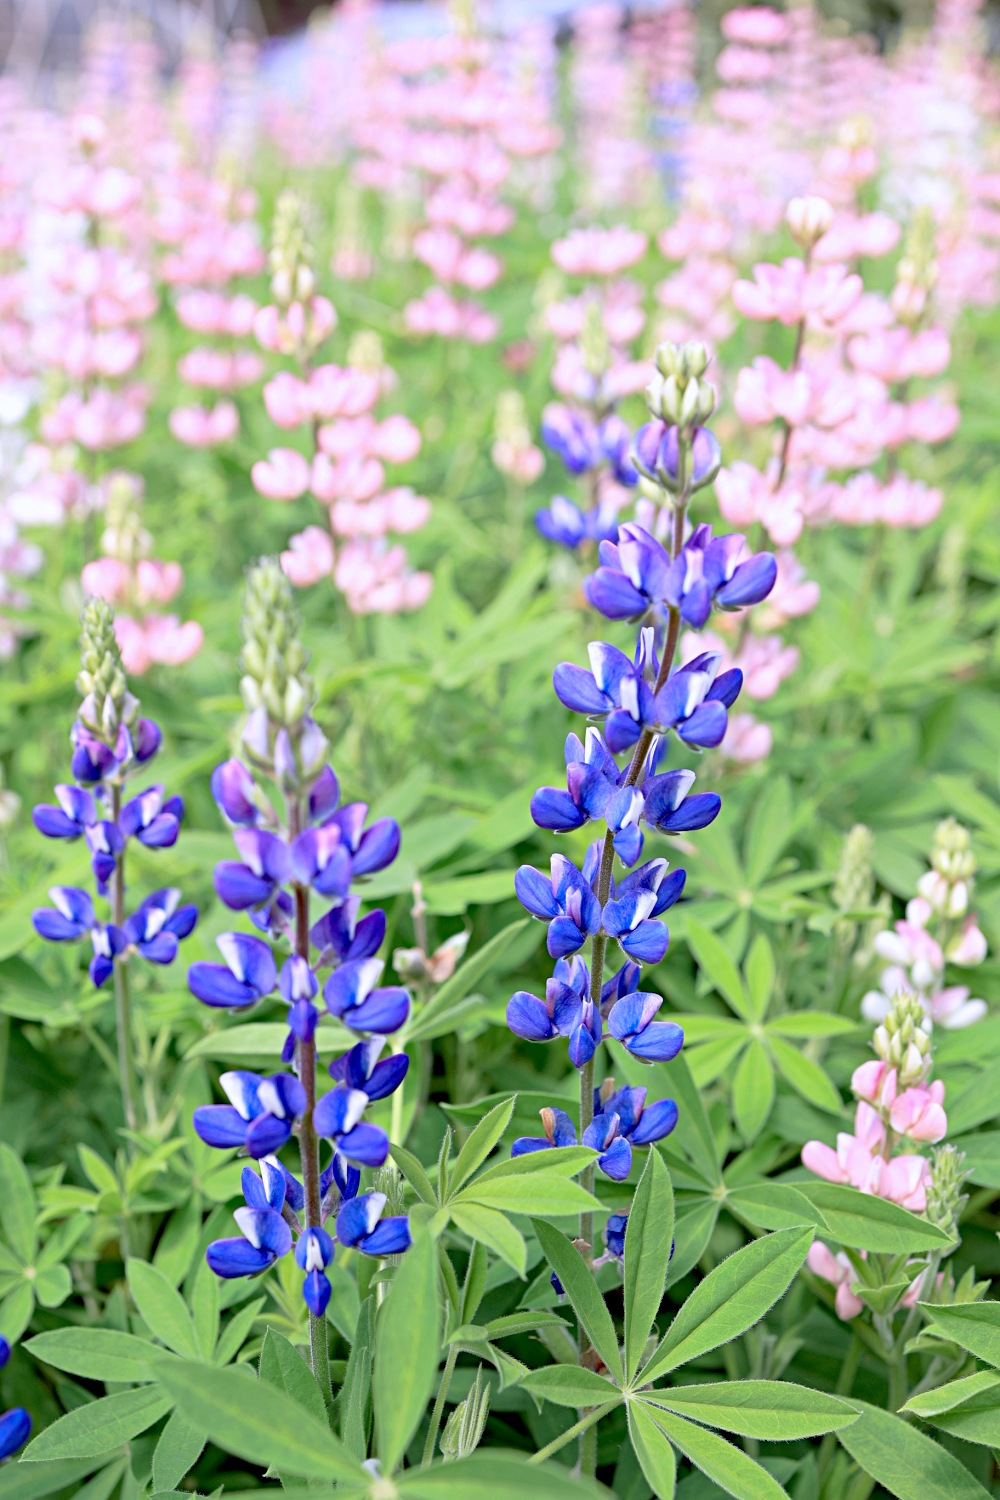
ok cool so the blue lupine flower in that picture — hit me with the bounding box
[336,1192,411,1257]
[631,421,721,493]
[207,1158,294,1278]
[510,1104,626,1182]
[587,522,776,628]
[31,887,126,987]
[535,493,622,550]
[607,992,684,1062]
[541,405,603,474]
[193,1069,306,1158]
[585,1084,679,1179]
[311,896,386,965]
[189,932,278,1009]
[312,1086,390,1167]
[329,1036,409,1102]
[214,830,291,911]
[324,803,401,878]
[507,964,602,1067]
[210,758,262,825]
[514,854,603,959]
[32,784,97,840]
[600,414,639,486]
[323,957,410,1034]
[296,1225,336,1316]
[604,1213,628,1262]
[70,717,160,784]
[291,824,352,899]
[602,857,685,965]
[278,954,320,1062]
[124,889,198,965]
[642,769,721,834]
[119,785,184,848]
[554,635,741,753]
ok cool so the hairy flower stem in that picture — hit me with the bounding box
[291,803,333,1411]
[422,1344,458,1465]
[527,1402,619,1465]
[110,784,140,1138]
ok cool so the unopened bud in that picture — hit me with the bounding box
[873,991,932,1085]
[76,597,137,740]
[440,1366,491,1461]
[786,195,834,249]
[833,824,874,916]
[925,1144,968,1246]
[240,558,316,764]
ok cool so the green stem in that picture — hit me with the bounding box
[578,1055,596,1260]
[422,1344,457,1465]
[110,785,140,1136]
[818,1332,862,1481]
[579,1418,598,1479]
[528,1402,618,1466]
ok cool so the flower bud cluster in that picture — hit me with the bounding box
[786,195,834,250]
[833,823,874,918]
[918,817,976,917]
[269,190,316,307]
[190,560,412,1318]
[647,339,717,428]
[872,991,932,1086]
[925,1144,969,1242]
[76,597,137,742]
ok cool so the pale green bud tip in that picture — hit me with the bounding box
[654,339,709,383]
[873,991,932,1082]
[269,190,315,304]
[76,596,136,737]
[925,1145,968,1240]
[833,823,874,914]
[441,1366,491,1461]
[240,558,314,729]
[347,328,384,372]
[370,1162,406,1218]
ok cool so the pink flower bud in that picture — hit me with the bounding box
[251,448,311,501]
[889,1081,947,1143]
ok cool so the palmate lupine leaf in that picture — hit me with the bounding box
[375,1229,443,1474]
[623,1148,674,1380]
[837,1402,992,1500]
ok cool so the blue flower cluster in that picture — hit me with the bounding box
[535,406,638,550]
[31,602,196,989]
[189,558,412,1322]
[0,1338,30,1462]
[509,339,778,1256]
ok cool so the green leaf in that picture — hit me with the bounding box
[191,1260,220,1360]
[449,1096,516,1194]
[463,1172,599,1217]
[667,1200,719,1286]
[768,1037,842,1113]
[643,1380,858,1439]
[725,1182,825,1233]
[743,935,774,1023]
[375,1229,442,1473]
[462,1241,489,1324]
[25,1329,154,1383]
[395,1449,609,1498]
[837,1400,991,1499]
[639,1403,788,1500]
[657,1055,721,1186]
[451,1204,526,1276]
[917,1301,1000,1367]
[532,1219,624,1385]
[766,1014,856,1039]
[623,1150,674,1381]
[259,1327,328,1428]
[796,1183,952,1253]
[640,1226,813,1384]
[627,1399,676,1500]
[151,1408,207,1493]
[213,1297,264,1367]
[341,1296,374,1462]
[732,1041,775,1139]
[0,1457,108,1498]
[126,1260,200,1357]
[33,1266,73,1309]
[153,1359,362,1481]
[390,1143,438,1206]
[902,1371,1000,1445]
[0,1146,36,1262]
[22,1387,171,1461]
[474,1146,596,1184]
[744,776,795,887]
[406,920,530,1041]
[685,919,750,1021]
[519,1365,621,1408]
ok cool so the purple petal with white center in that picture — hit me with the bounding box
[234,1205,294,1257]
[257,1073,307,1120]
[352,817,401,877]
[619,920,670,964]
[308,765,340,823]
[33,908,86,942]
[677,701,728,748]
[552,662,608,715]
[217,932,277,995]
[220,1070,262,1119]
[211,759,259,825]
[313,1086,369,1139]
[295,1225,335,1272]
[507,990,556,1042]
[623,1022,685,1062]
[346,987,410,1035]
[330,802,368,853]
[514,864,561,920]
[244,1113,293,1158]
[336,1121,390,1167]
[242,1164,273,1210]
[567,1014,599,1069]
[716,552,777,610]
[323,956,382,1017]
[630,419,668,481]
[206,1237,276,1277]
[279,955,318,1005]
[607,992,664,1040]
[330,1037,383,1090]
[193,1104,247,1148]
[360,1216,411,1257]
[584,568,648,620]
[313,842,352,898]
[536,496,587,548]
[33,802,85,839]
[631,1098,679,1144]
[336,1192,387,1247]
[213,862,274,910]
[690,426,722,486]
[275,1159,305,1213]
[597,1135,633,1181]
